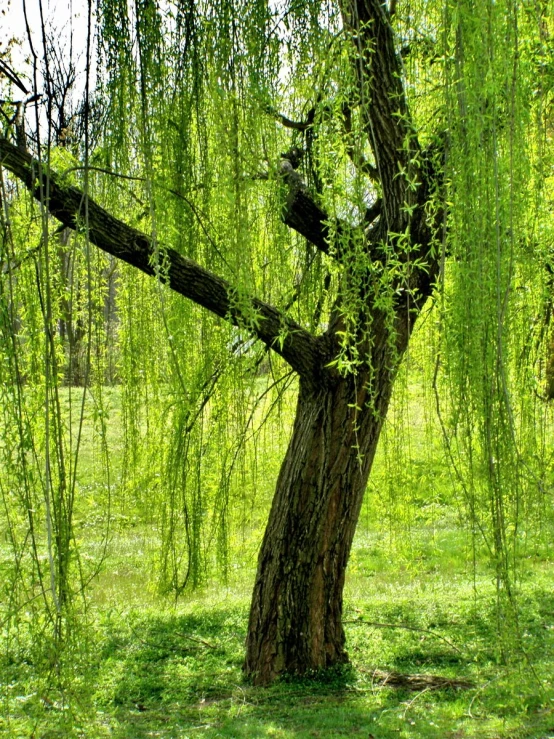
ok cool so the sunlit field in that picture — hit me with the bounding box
[1,364,553,739]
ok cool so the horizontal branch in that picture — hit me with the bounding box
[266,106,311,131]
[0,137,323,379]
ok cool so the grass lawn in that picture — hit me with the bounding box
[1,382,553,738]
[1,521,553,738]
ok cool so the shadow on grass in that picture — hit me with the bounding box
[99,607,477,739]
[90,577,554,739]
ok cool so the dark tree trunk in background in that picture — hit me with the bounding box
[57,229,87,386]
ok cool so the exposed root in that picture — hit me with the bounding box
[366,668,474,691]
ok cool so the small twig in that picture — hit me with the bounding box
[60,163,234,273]
[0,58,29,95]
[343,619,463,655]
[402,686,431,717]
[341,104,379,181]
[60,164,146,182]
[467,677,499,720]
[232,684,250,717]
[175,632,216,649]
[115,611,216,651]
[1,242,42,274]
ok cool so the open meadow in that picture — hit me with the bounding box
[1,374,553,739]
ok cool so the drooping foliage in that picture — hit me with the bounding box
[0,0,553,685]
[436,1,554,633]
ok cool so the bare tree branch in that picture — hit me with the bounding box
[0,136,323,379]
[0,59,29,95]
[266,106,311,131]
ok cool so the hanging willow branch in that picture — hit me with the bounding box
[0,137,323,379]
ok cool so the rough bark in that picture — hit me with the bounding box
[245,312,411,684]
[340,0,419,233]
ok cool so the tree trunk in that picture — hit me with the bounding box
[245,320,407,684]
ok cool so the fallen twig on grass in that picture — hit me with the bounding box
[174,633,216,649]
[367,668,474,691]
[114,612,217,651]
[466,676,500,719]
[402,686,432,717]
[343,618,462,654]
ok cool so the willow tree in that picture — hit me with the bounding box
[0,0,551,684]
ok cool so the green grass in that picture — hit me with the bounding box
[1,381,553,738]
[1,527,553,739]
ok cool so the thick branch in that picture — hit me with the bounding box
[266,106,311,131]
[280,159,362,261]
[340,0,417,223]
[0,137,322,379]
